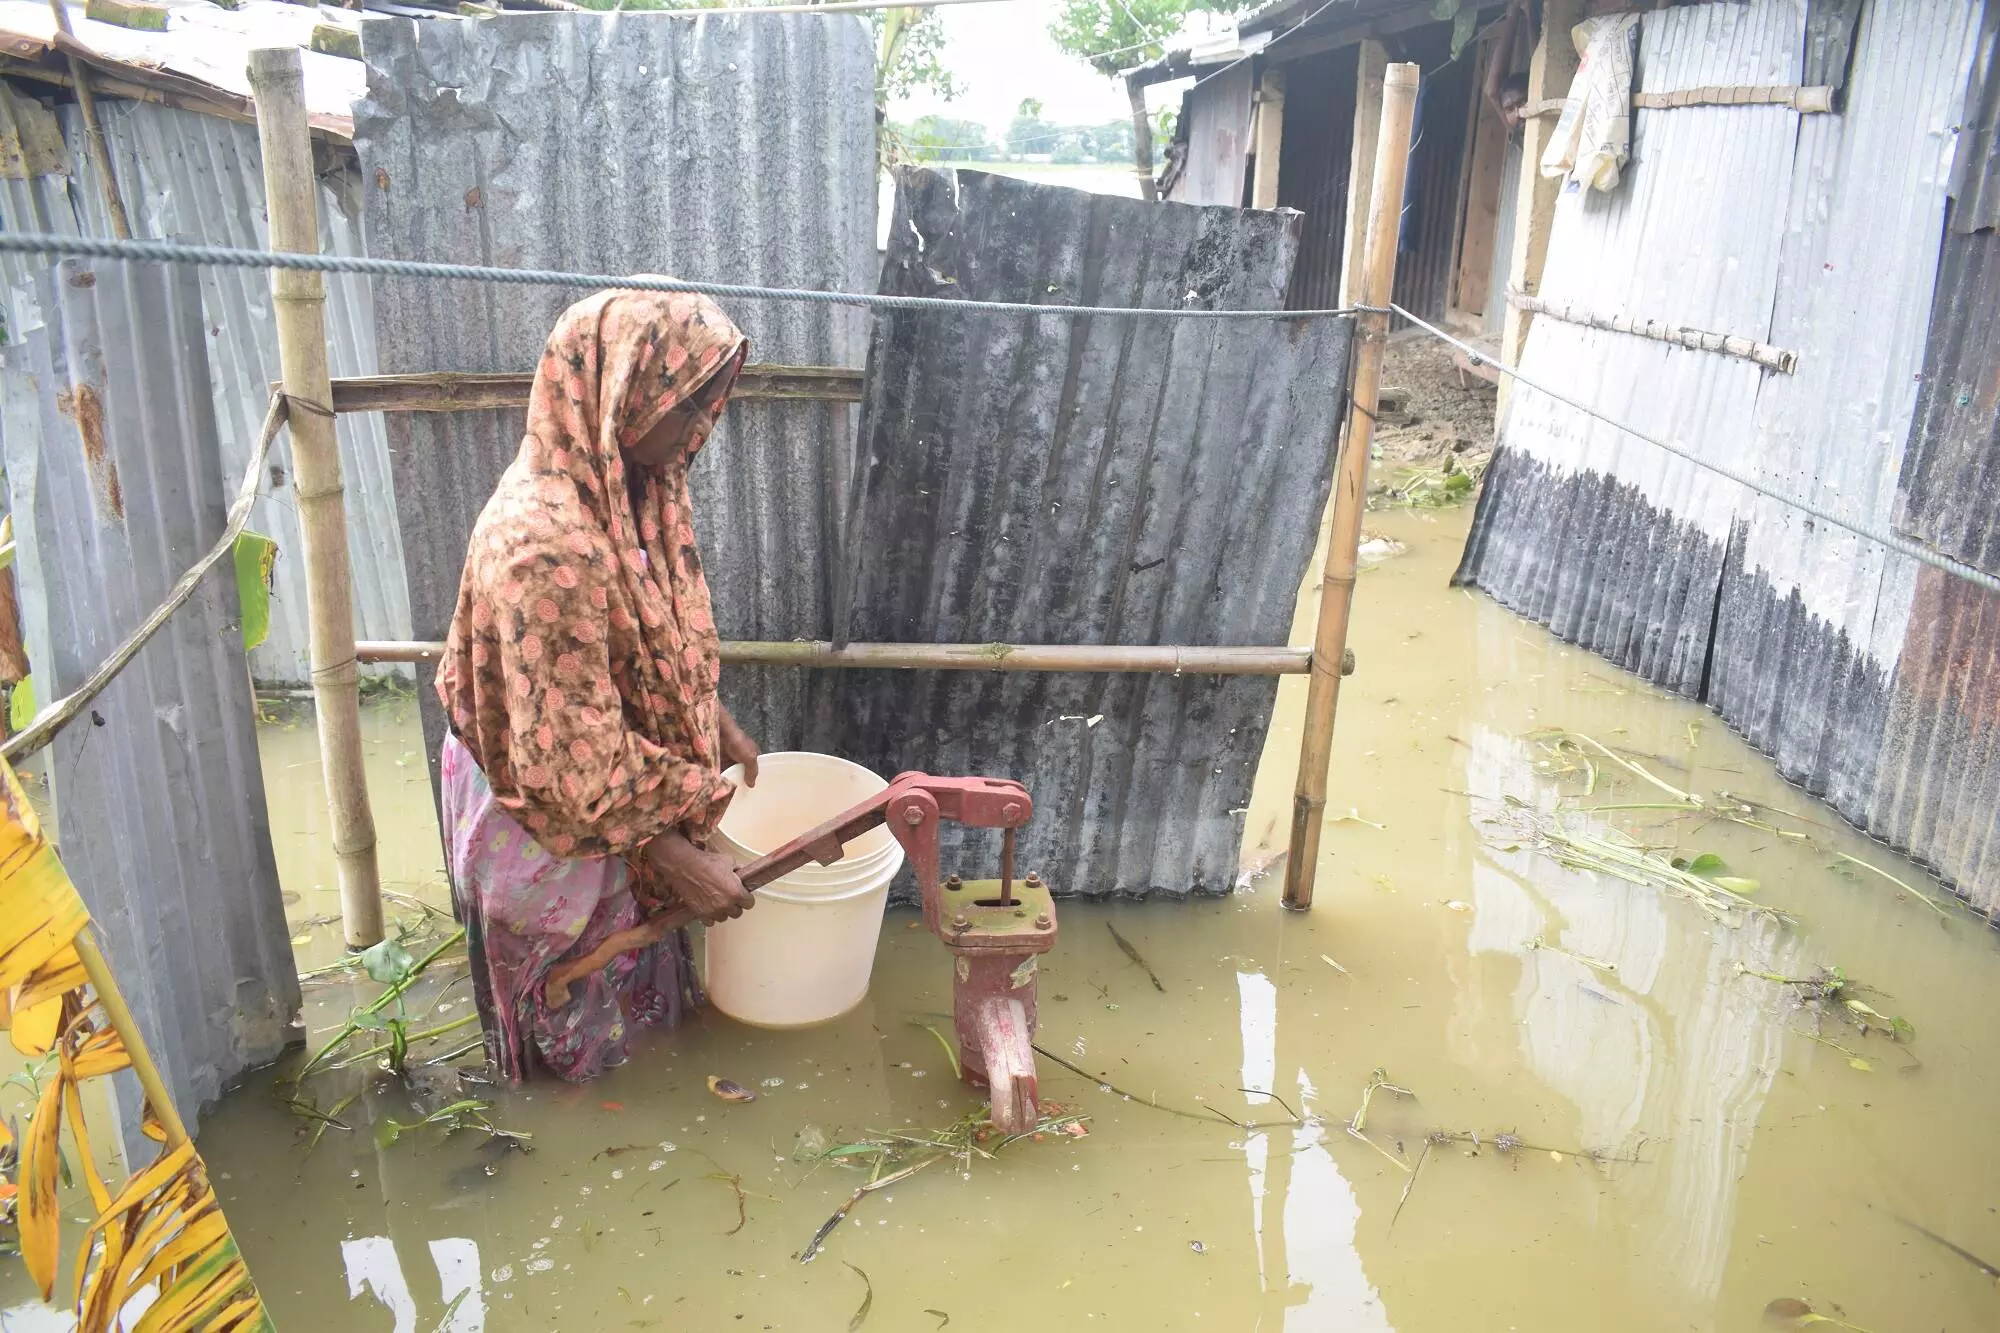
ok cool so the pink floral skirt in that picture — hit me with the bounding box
[441,732,701,1083]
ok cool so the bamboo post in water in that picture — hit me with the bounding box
[248,47,383,947]
[1282,62,1419,913]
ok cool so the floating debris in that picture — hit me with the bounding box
[796,1106,1090,1263]
[1762,1296,1875,1332]
[908,1020,962,1080]
[706,1076,757,1103]
[1106,921,1167,993]
[844,1262,873,1331]
[1878,1209,2000,1282]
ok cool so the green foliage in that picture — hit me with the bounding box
[1048,0,1234,77]
[9,675,34,733]
[231,530,277,652]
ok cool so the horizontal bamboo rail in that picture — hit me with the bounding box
[1505,289,1799,374]
[1632,84,1836,113]
[356,639,1312,675]
[311,364,863,414]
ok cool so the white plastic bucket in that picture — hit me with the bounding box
[703,752,904,1028]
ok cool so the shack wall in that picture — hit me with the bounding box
[0,260,297,1151]
[832,169,1351,898]
[1456,0,2000,910]
[0,88,413,686]
[353,11,879,794]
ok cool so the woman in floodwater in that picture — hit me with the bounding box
[433,286,760,1084]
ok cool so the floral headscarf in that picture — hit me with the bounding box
[436,286,750,859]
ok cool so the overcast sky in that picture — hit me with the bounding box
[886,0,1188,135]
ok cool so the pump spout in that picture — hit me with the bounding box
[953,954,1040,1134]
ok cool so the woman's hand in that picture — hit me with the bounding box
[719,706,760,786]
[645,827,753,923]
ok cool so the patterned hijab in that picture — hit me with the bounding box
[437,287,750,859]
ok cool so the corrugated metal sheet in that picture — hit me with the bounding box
[1275,46,1356,312]
[1460,0,1810,694]
[354,11,878,796]
[1714,0,1979,813]
[1874,3,2000,915]
[0,91,414,685]
[1168,60,1254,206]
[1458,0,1999,909]
[0,258,297,1151]
[825,168,1351,899]
[1393,28,1474,325]
[1946,0,1999,232]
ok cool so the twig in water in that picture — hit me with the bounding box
[706,1171,749,1235]
[1239,1088,1302,1123]
[1030,1044,1298,1130]
[799,1156,939,1263]
[1391,1139,1431,1228]
[1877,1208,2000,1281]
[844,1262,873,1331]
[1106,921,1167,992]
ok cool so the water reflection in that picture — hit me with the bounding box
[1455,721,1803,1305]
[340,1236,485,1332]
[1236,970,1393,1330]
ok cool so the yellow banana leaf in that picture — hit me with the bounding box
[69,1023,131,1079]
[133,1242,252,1333]
[0,765,87,995]
[14,946,89,1011]
[60,1072,112,1215]
[9,992,61,1056]
[0,750,273,1331]
[17,1066,67,1298]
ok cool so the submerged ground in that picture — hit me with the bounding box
[7,504,2000,1332]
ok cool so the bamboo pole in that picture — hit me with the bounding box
[45,0,132,239]
[1504,290,1799,373]
[310,364,863,415]
[249,47,382,949]
[74,925,191,1146]
[1282,62,1419,914]
[356,639,1313,675]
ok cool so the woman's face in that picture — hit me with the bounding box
[626,363,738,469]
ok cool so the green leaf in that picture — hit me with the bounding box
[1710,876,1761,895]
[8,675,34,733]
[1450,5,1477,59]
[360,937,416,985]
[1687,853,1727,874]
[1429,0,1460,17]
[232,531,278,652]
[1847,1057,1874,1072]
[1444,471,1474,496]
[352,1010,389,1032]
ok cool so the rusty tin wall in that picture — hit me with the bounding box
[823,169,1351,898]
[353,11,878,789]
[1875,0,2000,915]
[1167,61,1255,207]
[1457,0,2000,910]
[0,259,297,1151]
[0,91,413,686]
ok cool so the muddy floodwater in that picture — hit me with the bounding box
[9,507,2000,1332]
